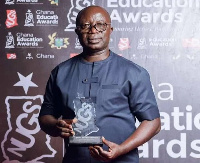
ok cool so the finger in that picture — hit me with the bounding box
[89,148,98,158]
[57,121,73,131]
[94,145,111,158]
[60,132,73,138]
[72,118,78,123]
[59,127,73,134]
[56,124,74,137]
[57,120,67,127]
[102,137,112,147]
[93,145,104,153]
[89,147,106,162]
[62,119,74,124]
[90,146,100,155]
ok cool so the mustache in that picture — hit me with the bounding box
[87,37,102,39]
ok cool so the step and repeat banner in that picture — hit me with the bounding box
[0,0,200,163]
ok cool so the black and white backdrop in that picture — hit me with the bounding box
[0,0,200,162]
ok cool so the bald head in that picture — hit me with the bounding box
[76,6,111,26]
[75,5,113,55]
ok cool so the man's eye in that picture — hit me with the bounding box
[96,23,105,28]
[81,24,90,29]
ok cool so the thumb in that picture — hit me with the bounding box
[102,137,112,147]
[73,118,78,124]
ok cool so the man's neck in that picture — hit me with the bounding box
[82,49,110,62]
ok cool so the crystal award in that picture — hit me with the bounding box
[69,96,103,146]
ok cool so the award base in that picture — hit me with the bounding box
[69,136,103,147]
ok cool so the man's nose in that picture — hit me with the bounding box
[88,25,98,33]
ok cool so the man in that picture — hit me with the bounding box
[39,6,161,163]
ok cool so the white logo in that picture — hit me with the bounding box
[16,32,43,48]
[5,0,14,5]
[137,38,147,49]
[13,72,38,94]
[36,53,55,59]
[75,38,82,49]
[64,0,95,31]
[1,95,56,162]
[5,32,15,48]
[26,53,33,59]
[25,9,34,27]
[17,0,40,4]
[149,38,176,47]
[73,95,99,136]
[36,10,58,26]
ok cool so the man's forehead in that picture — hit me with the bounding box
[76,6,111,24]
[79,13,107,23]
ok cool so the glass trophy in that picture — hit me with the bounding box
[69,96,103,146]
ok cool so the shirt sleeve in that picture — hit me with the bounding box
[129,69,160,122]
[39,67,62,119]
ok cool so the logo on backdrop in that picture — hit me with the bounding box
[49,0,58,6]
[36,10,58,26]
[6,9,18,28]
[106,1,190,24]
[7,53,17,59]
[109,37,117,50]
[6,32,15,48]
[137,37,176,49]
[14,72,38,94]
[25,10,58,26]
[48,32,69,49]
[5,0,43,5]
[118,38,131,51]
[182,38,200,48]
[26,53,34,59]
[137,38,147,49]
[75,38,82,49]
[1,72,56,162]
[171,38,199,60]
[65,0,95,31]
[26,52,55,59]
[25,10,34,27]
[149,38,176,47]
[16,33,43,48]
[5,0,14,5]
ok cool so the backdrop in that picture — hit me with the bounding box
[1,0,200,163]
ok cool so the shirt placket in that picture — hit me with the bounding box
[81,62,100,103]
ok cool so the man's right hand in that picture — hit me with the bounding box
[39,115,76,138]
[56,119,75,138]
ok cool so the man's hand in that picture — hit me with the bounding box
[38,115,77,138]
[56,119,76,138]
[89,137,123,162]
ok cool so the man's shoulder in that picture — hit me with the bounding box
[58,54,80,67]
[51,54,80,74]
[111,51,146,74]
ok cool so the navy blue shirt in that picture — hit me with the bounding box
[39,51,160,163]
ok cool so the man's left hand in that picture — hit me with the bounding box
[89,137,123,162]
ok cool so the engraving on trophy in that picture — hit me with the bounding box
[69,94,102,146]
[72,95,99,136]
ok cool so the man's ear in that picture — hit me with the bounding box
[110,27,114,33]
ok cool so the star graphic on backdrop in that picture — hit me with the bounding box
[14,72,38,94]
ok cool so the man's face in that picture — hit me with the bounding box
[75,8,113,52]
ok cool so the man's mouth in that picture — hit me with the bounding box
[88,38,101,44]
